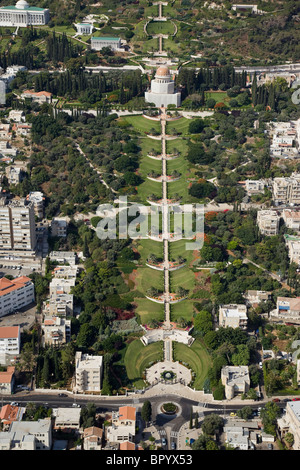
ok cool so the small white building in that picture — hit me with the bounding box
[219,304,248,329]
[75,23,93,35]
[221,365,250,400]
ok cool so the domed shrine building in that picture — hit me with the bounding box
[145,66,181,108]
[0,0,50,27]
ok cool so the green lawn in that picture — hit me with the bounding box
[124,339,164,388]
[133,239,164,265]
[146,20,176,36]
[121,115,161,135]
[166,118,191,136]
[134,298,165,324]
[173,339,212,390]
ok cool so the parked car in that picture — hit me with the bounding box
[58,393,68,397]
[162,438,167,446]
[171,441,176,449]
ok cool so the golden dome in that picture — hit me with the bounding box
[155,66,170,77]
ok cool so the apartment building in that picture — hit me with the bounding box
[257,210,280,236]
[21,90,52,104]
[43,293,74,317]
[52,408,81,431]
[0,276,35,317]
[26,191,44,219]
[0,326,20,356]
[269,121,299,159]
[219,304,248,329]
[51,265,78,279]
[74,352,103,393]
[49,277,76,297]
[0,198,36,252]
[271,297,300,323]
[5,166,22,185]
[83,427,103,451]
[284,234,300,265]
[49,251,77,265]
[106,406,136,444]
[282,209,300,232]
[0,366,15,395]
[272,173,300,205]
[0,418,52,450]
[221,366,250,400]
[278,401,300,450]
[245,179,268,195]
[50,218,68,238]
[41,316,71,347]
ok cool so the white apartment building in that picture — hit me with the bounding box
[0,366,15,395]
[0,418,52,450]
[278,401,300,450]
[0,276,35,317]
[49,251,77,265]
[273,173,300,205]
[27,191,44,219]
[106,406,136,444]
[0,1,50,27]
[282,209,300,232]
[43,294,74,317]
[91,36,121,51]
[284,234,300,265]
[0,198,36,252]
[221,366,250,400]
[49,277,76,297]
[5,166,22,185]
[245,179,268,195]
[42,316,71,347]
[83,426,103,451]
[52,407,81,431]
[51,265,78,279]
[219,304,248,329]
[0,326,20,356]
[74,352,103,393]
[257,210,280,236]
[270,297,300,323]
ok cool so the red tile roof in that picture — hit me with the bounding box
[0,276,32,297]
[0,326,19,339]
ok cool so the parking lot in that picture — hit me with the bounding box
[0,303,37,332]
